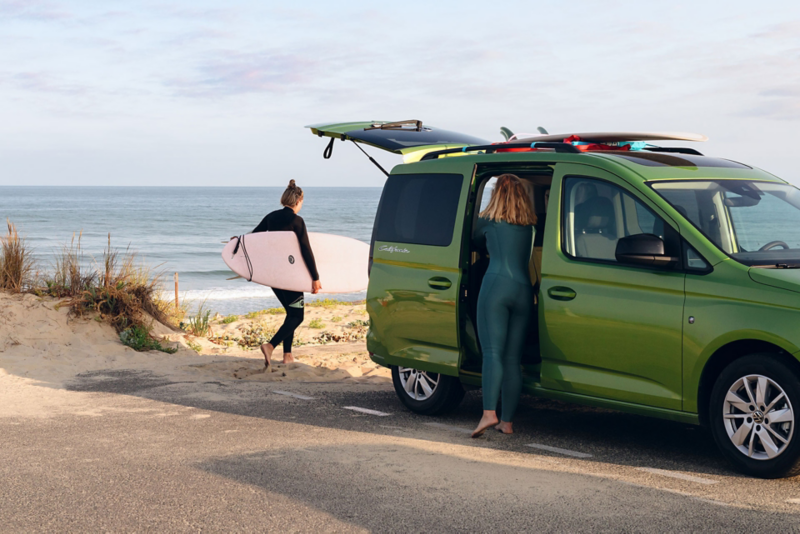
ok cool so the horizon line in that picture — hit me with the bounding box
[0,185,384,188]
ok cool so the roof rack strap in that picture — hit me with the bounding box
[323,137,335,159]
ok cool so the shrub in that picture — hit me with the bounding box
[70,235,169,332]
[120,325,177,354]
[306,298,348,309]
[0,220,35,292]
[308,318,325,329]
[331,315,343,322]
[347,319,369,328]
[186,304,212,337]
[46,232,96,298]
[266,307,285,315]
[221,314,238,324]
[235,323,276,348]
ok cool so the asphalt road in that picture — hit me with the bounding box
[2,369,800,532]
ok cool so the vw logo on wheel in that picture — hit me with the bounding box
[288,255,295,264]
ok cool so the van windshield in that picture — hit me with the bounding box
[652,180,800,267]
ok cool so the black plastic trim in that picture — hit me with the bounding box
[420,142,580,161]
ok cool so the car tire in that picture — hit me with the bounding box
[391,366,465,415]
[709,354,800,479]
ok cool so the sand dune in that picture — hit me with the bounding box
[0,292,389,417]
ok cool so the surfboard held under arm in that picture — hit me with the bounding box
[221,232,369,293]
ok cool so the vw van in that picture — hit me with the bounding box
[309,121,800,478]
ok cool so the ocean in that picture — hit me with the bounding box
[0,187,382,315]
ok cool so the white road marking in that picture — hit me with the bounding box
[190,414,211,420]
[525,443,593,458]
[694,497,733,507]
[637,467,718,485]
[423,422,473,434]
[273,390,315,400]
[786,498,800,505]
[343,406,391,416]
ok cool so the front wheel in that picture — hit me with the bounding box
[709,354,800,478]
[391,366,465,415]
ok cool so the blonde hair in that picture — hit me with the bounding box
[479,174,537,226]
[280,179,303,207]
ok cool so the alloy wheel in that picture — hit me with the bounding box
[397,367,440,401]
[723,374,795,460]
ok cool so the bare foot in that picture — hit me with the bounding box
[494,422,513,434]
[471,410,499,438]
[283,353,294,364]
[260,343,274,368]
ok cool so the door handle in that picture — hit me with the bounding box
[547,286,576,301]
[428,277,452,290]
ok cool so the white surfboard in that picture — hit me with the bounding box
[221,232,369,293]
[509,131,708,143]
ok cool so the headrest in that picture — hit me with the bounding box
[579,197,615,232]
[574,182,599,205]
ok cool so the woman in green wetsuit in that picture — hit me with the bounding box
[471,174,537,438]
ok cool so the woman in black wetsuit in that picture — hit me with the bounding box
[252,180,322,367]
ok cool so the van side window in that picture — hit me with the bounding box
[562,177,674,263]
[375,173,463,247]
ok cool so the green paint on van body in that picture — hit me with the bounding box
[365,150,800,426]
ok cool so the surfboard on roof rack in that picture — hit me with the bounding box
[509,131,708,143]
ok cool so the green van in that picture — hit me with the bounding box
[309,121,800,478]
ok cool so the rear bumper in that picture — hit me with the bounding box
[368,351,387,367]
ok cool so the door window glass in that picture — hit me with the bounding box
[563,177,670,262]
[685,243,710,271]
[374,173,463,246]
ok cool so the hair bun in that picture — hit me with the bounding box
[288,179,296,189]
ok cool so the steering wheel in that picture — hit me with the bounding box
[759,241,790,251]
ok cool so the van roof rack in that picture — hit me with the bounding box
[420,142,580,161]
[364,120,424,131]
[642,146,704,156]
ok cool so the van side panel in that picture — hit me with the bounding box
[366,167,472,376]
[682,259,800,412]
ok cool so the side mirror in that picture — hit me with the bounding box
[615,234,678,267]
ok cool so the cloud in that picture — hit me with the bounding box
[738,99,800,120]
[0,0,71,21]
[164,28,232,47]
[751,21,800,41]
[2,72,88,96]
[166,51,317,97]
[154,4,238,22]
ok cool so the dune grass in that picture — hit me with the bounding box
[0,220,35,292]
[184,304,212,337]
[120,325,177,354]
[66,234,171,334]
[6,227,181,352]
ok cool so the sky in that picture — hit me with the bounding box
[2,0,800,187]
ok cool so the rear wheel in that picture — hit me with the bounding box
[709,354,800,478]
[391,366,465,415]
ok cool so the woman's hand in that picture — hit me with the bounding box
[312,280,322,294]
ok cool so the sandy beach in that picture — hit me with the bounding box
[0,292,389,418]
